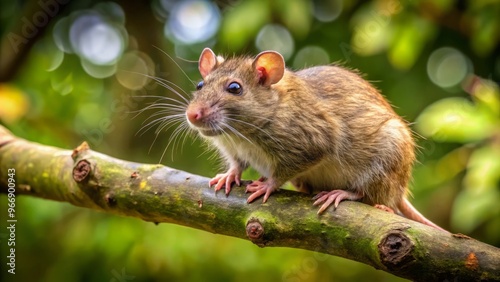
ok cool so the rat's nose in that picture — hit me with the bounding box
[186,107,204,126]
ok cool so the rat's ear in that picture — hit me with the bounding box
[199,48,223,78]
[252,51,285,86]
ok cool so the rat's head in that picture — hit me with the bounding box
[186,48,285,137]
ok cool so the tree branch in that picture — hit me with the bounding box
[0,125,498,281]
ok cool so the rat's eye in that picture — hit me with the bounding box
[226,82,242,95]
[196,81,204,90]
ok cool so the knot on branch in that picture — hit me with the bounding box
[378,230,415,270]
[73,160,91,182]
[105,193,117,207]
[246,219,264,245]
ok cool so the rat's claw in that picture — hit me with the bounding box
[312,191,329,201]
[226,174,242,195]
[246,180,276,203]
[208,175,222,188]
[313,190,364,214]
[209,174,227,192]
[263,186,274,203]
[209,169,242,195]
[246,188,267,203]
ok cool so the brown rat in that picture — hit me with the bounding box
[186,47,446,231]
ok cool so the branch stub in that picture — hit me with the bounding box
[72,141,90,160]
[246,219,264,241]
[73,160,91,182]
[378,231,415,270]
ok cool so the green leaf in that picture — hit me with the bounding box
[415,97,496,143]
[451,188,500,233]
[349,3,392,56]
[388,15,435,70]
[469,5,500,56]
[464,144,500,194]
[275,0,311,38]
[219,0,270,51]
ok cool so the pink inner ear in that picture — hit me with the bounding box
[257,67,267,85]
[199,48,217,78]
[253,51,285,86]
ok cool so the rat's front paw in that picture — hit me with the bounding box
[245,180,276,203]
[312,190,364,214]
[209,169,242,195]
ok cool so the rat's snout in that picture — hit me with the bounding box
[186,102,223,137]
[186,105,206,127]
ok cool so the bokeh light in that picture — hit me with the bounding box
[53,17,73,53]
[33,37,64,71]
[70,12,125,65]
[164,0,220,44]
[293,45,330,69]
[312,0,342,22]
[93,1,126,24]
[255,24,294,60]
[116,51,154,90]
[50,74,73,96]
[80,58,117,79]
[0,84,30,124]
[427,47,471,89]
[52,3,128,78]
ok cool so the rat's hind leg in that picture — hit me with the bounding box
[313,190,364,214]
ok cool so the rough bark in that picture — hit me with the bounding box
[0,125,499,281]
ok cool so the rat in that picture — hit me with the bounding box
[185,47,446,231]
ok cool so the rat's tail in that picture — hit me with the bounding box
[398,198,448,232]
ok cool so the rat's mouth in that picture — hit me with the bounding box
[186,118,223,137]
[197,127,224,137]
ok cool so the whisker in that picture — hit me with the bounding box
[178,123,193,153]
[137,114,185,136]
[228,113,274,123]
[224,117,285,150]
[119,71,190,105]
[152,45,195,87]
[154,118,185,161]
[131,106,183,122]
[153,76,190,97]
[142,74,191,105]
[154,117,185,135]
[139,106,185,120]
[144,103,186,110]
[219,124,239,152]
[223,122,254,145]
[165,124,185,162]
[141,98,187,109]
[128,95,187,122]
[143,111,184,123]
[137,117,168,137]
[131,94,186,101]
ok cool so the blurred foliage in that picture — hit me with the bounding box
[416,77,500,235]
[0,0,499,282]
